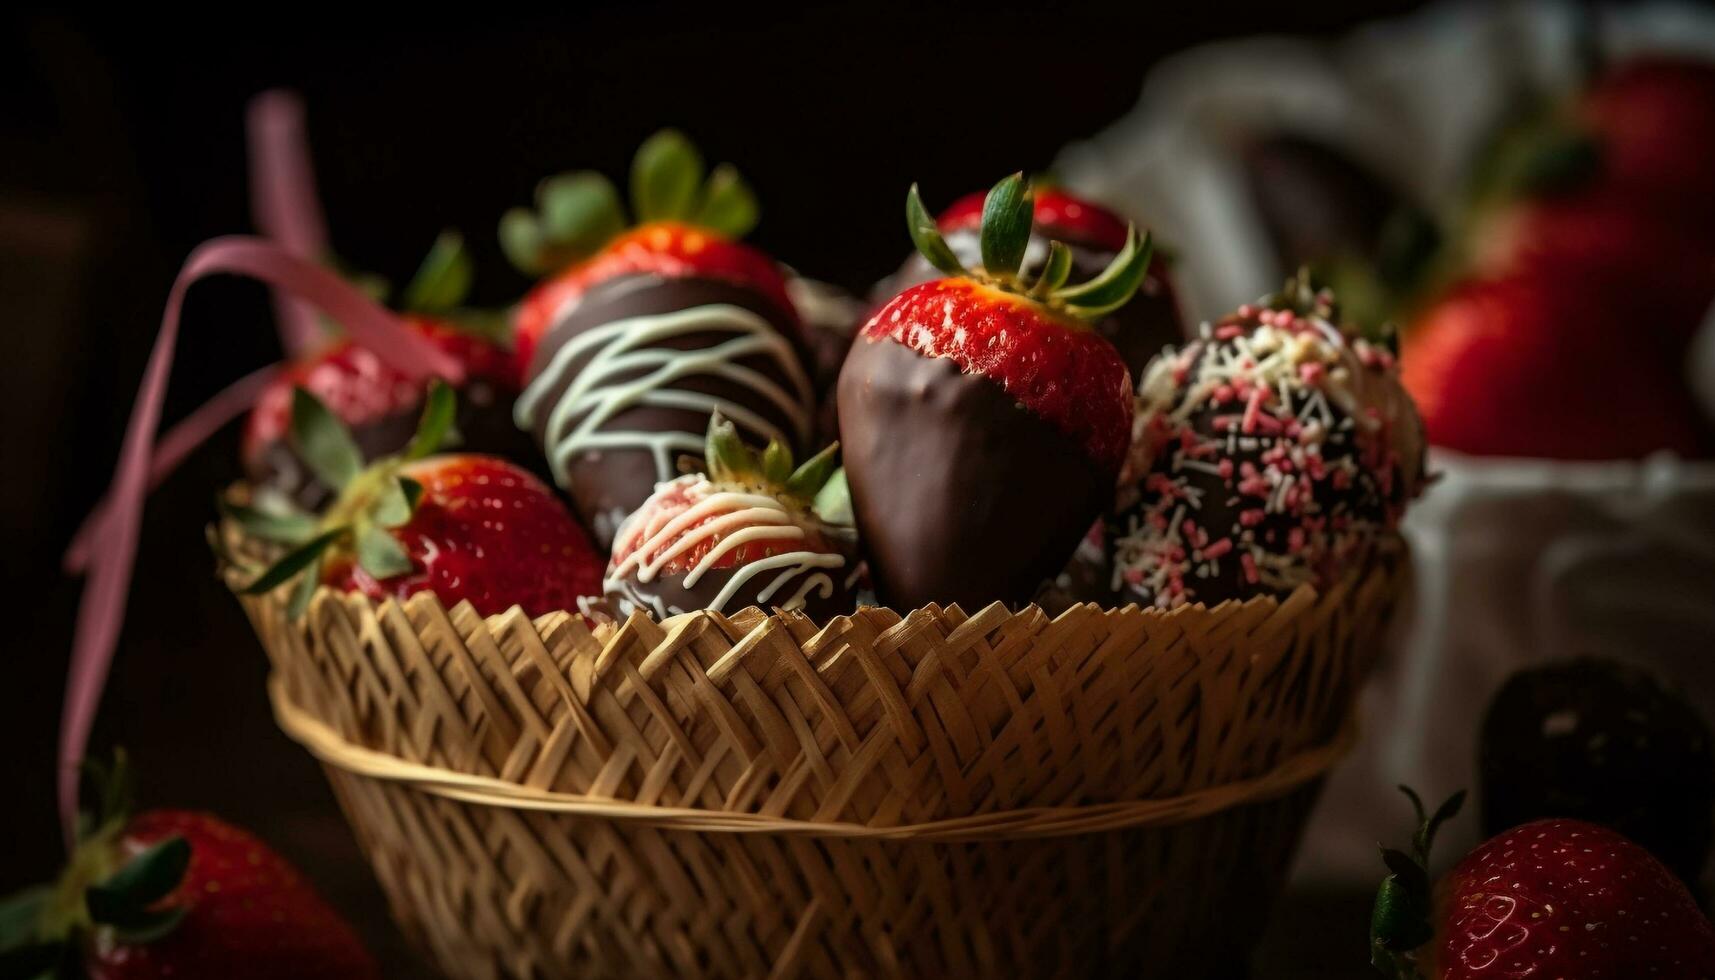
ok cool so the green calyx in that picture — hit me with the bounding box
[1370,785,1466,979]
[230,382,458,617]
[500,128,759,277]
[700,414,847,522]
[316,231,504,344]
[905,172,1155,321]
[0,752,191,977]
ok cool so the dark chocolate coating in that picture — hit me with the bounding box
[1480,658,1715,888]
[521,274,813,548]
[250,379,537,511]
[878,236,1184,379]
[836,337,1114,612]
[1034,520,1120,615]
[606,557,859,622]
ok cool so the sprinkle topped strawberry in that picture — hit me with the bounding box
[502,130,797,377]
[1112,276,1425,610]
[234,383,601,618]
[1371,788,1715,980]
[604,414,856,620]
[0,755,376,980]
[243,233,527,508]
[837,172,1149,611]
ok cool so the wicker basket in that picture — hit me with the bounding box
[230,529,1407,980]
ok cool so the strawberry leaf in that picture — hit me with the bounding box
[87,837,189,923]
[812,469,852,526]
[695,163,759,239]
[108,906,188,946]
[539,171,627,255]
[401,231,473,315]
[499,208,547,277]
[371,477,416,529]
[703,412,753,483]
[1053,227,1153,319]
[405,380,456,461]
[289,388,363,492]
[784,442,840,500]
[355,525,413,581]
[905,184,966,278]
[1033,240,1073,296]
[286,553,321,619]
[0,886,49,950]
[979,172,1032,279]
[242,529,343,596]
[631,129,704,224]
[218,500,318,545]
[761,440,793,486]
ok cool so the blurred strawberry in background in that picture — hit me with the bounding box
[1392,56,1715,459]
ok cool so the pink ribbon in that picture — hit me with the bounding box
[58,236,467,845]
[246,90,331,357]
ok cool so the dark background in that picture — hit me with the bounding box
[1,5,1425,975]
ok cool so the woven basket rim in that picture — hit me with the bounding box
[268,675,1358,843]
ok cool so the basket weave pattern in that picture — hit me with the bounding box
[234,538,1405,979]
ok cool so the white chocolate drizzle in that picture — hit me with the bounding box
[515,303,814,488]
[605,475,846,616]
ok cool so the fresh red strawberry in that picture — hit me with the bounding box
[0,755,376,980]
[502,130,797,377]
[1580,57,1715,232]
[243,233,526,508]
[1468,192,1715,351]
[1400,273,1709,459]
[1371,788,1715,979]
[604,414,856,620]
[837,173,1145,610]
[235,383,601,618]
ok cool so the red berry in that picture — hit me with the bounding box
[512,221,797,377]
[89,811,376,980]
[323,455,602,617]
[860,278,1132,471]
[1433,819,1715,979]
[1580,57,1715,232]
[1400,273,1708,460]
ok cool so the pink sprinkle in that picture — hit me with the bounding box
[1201,538,1233,560]
[1213,384,1236,404]
[1242,389,1265,434]
[1237,304,1256,318]
[1125,568,1144,585]
[1287,527,1306,554]
[1240,552,1260,584]
[1239,508,1266,527]
[1217,459,1234,480]
[1298,362,1324,384]
[1215,324,1243,341]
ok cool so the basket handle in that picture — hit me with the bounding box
[56,236,466,847]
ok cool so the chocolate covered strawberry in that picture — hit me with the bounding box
[243,232,527,508]
[838,173,1147,611]
[1372,788,1715,979]
[0,755,376,980]
[877,179,1182,376]
[1480,657,1715,888]
[235,383,601,618]
[604,413,856,620]
[501,129,798,378]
